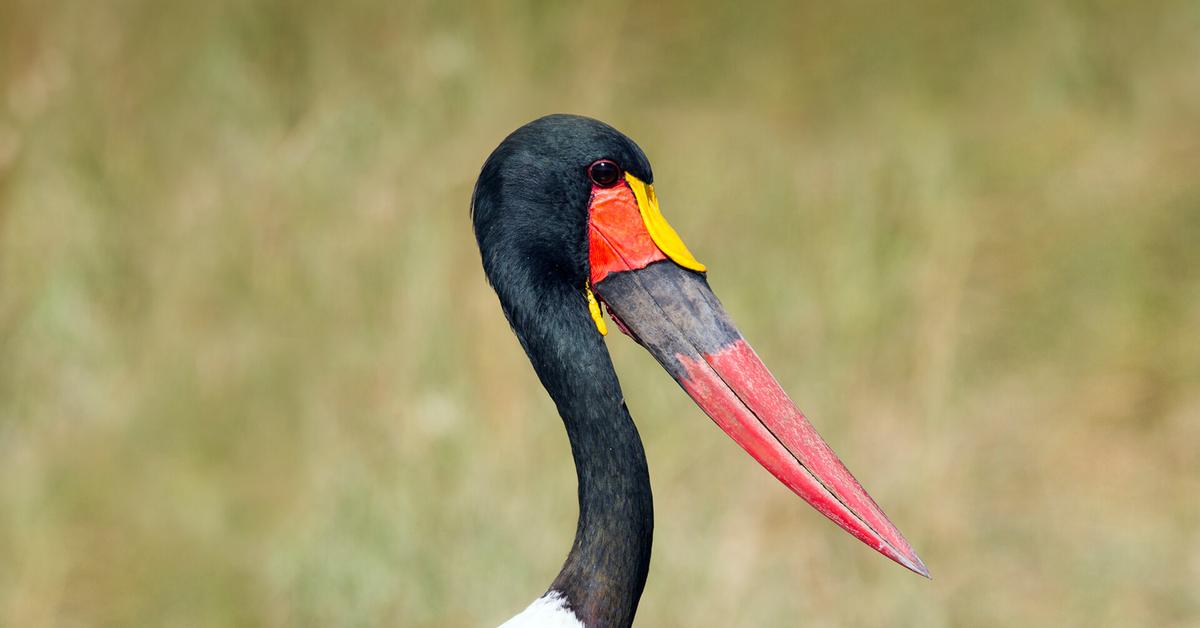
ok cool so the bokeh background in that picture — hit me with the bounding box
[2,1,1199,626]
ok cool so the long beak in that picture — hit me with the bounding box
[587,174,929,577]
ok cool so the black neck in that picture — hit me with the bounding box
[506,281,653,628]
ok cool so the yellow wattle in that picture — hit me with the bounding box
[585,284,607,336]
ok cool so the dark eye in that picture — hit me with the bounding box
[588,160,621,187]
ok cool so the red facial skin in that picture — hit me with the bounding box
[587,182,666,286]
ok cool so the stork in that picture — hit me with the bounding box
[471,115,927,628]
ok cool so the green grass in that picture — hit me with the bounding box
[2,1,1199,626]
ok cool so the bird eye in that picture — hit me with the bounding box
[588,160,622,187]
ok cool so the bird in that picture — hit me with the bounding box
[471,114,927,628]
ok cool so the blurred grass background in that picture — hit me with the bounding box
[2,1,1199,626]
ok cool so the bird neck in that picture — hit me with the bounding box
[509,282,653,628]
[551,382,653,628]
